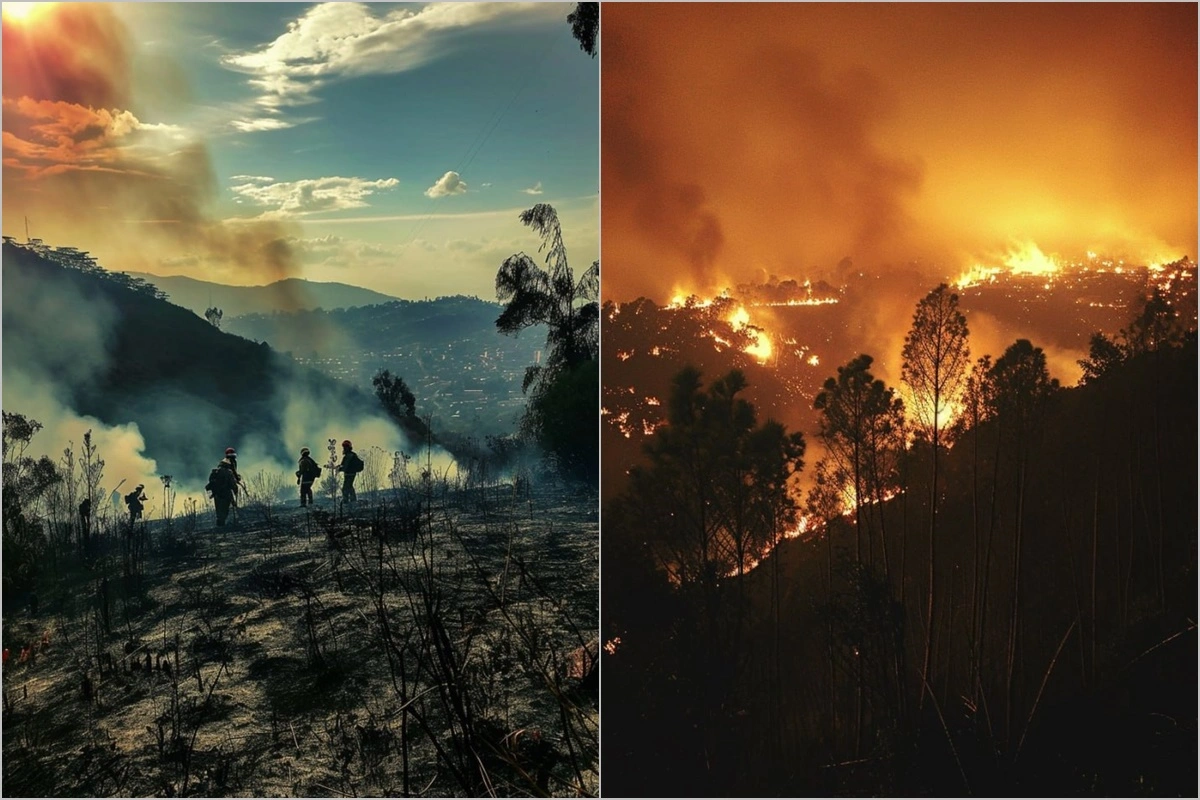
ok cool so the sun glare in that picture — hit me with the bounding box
[3,2,46,22]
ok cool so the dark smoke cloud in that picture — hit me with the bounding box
[602,3,1197,302]
[603,99,725,289]
[2,4,304,289]
[602,5,925,301]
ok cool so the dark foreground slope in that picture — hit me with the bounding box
[3,242,382,483]
[2,479,598,797]
[603,337,1197,797]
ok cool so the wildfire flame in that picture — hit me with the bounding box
[1004,241,1059,276]
[956,240,1062,289]
[727,305,773,363]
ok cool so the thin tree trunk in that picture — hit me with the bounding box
[920,420,940,713]
[969,414,981,697]
[1090,470,1099,686]
[1151,406,1166,610]
[978,420,1003,707]
[1005,448,1027,746]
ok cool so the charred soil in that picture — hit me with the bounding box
[2,479,598,797]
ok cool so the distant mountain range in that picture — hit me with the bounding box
[127,273,401,318]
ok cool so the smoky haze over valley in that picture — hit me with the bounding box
[2,241,452,502]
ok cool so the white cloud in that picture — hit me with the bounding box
[521,181,543,195]
[222,2,563,114]
[424,170,468,198]
[230,174,275,183]
[230,117,301,133]
[230,175,400,216]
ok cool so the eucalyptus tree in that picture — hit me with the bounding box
[495,204,599,478]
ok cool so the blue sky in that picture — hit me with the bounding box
[3,2,598,299]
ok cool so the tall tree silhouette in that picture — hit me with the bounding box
[618,367,803,587]
[954,354,998,694]
[901,283,970,706]
[608,367,803,784]
[814,354,905,569]
[985,339,1058,741]
[495,204,598,478]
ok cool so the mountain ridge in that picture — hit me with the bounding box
[127,272,402,318]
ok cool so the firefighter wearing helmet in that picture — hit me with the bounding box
[336,439,363,503]
[221,447,245,494]
[296,447,321,507]
[205,447,243,526]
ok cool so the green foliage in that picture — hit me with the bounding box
[567,2,599,57]
[2,411,63,597]
[495,204,598,477]
[372,369,429,442]
[524,359,598,481]
[373,369,416,419]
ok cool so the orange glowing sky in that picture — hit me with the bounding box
[602,3,1198,302]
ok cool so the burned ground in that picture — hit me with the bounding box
[2,477,598,797]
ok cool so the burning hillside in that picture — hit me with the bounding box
[601,252,1197,500]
